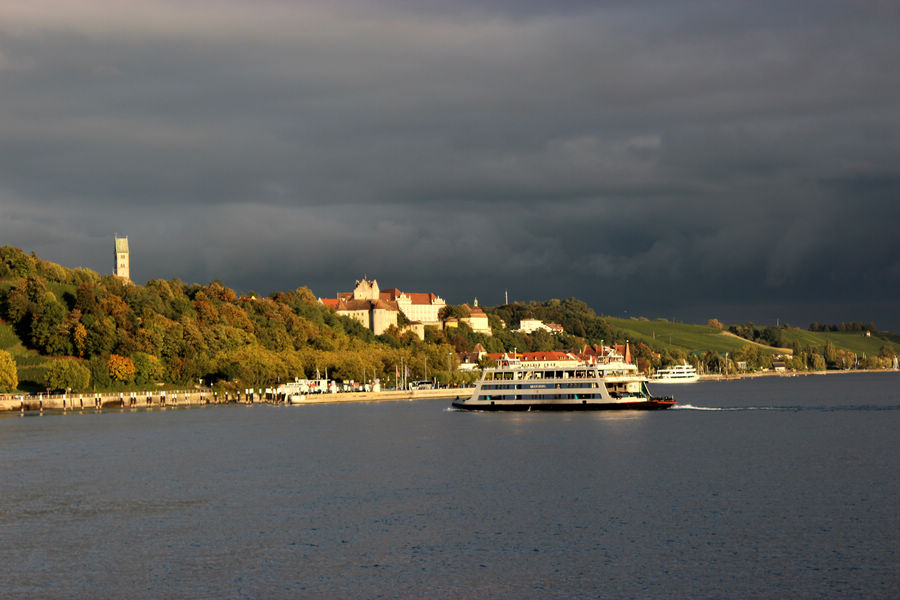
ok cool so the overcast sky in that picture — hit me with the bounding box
[2,1,899,330]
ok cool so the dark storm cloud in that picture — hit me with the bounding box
[1,1,899,329]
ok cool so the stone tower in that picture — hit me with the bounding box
[114,234,130,281]
[352,276,379,301]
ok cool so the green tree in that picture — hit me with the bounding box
[0,245,37,278]
[477,354,496,369]
[439,305,470,321]
[30,294,72,355]
[219,344,289,387]
[44,359,91,392]
[810,353,827,371]
[86,316,117,357]
[0,349,17,391]
[132,352,165,385]
[824,340,838,369]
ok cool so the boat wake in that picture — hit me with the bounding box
[673,403,900,412]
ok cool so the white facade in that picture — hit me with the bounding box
[114,235,130,281]
[395,294,445,325]
[462,308,492,335]
[517,318,550,334]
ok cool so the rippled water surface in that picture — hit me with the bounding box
[2,373,899,598]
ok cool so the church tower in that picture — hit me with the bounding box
[114,234,130,282]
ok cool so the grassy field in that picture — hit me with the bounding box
[605,317,773,355]
[606,316,900,357]
[778,329,900,357]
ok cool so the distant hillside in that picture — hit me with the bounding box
[608,316,900,372]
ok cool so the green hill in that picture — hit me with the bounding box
[605,317,764,355]
[608,316,900,371]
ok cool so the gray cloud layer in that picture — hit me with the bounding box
[2,1,899,329]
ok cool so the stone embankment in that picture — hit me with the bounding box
[697,368,897,382]
[0,387,472,412]
[287,387,471,405]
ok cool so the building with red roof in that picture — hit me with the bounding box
[319,276,446,336]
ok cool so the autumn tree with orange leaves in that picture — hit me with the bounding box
[107,354,136,382]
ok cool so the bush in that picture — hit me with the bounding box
[44,359,91,392]
[0,349,17,391]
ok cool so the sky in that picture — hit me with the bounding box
[1,0,899,330]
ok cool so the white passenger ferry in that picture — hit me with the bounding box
[650,363,699,384]
[451,356,675,411]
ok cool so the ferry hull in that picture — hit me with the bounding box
[451,398,676,411]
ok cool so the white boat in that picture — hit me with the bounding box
[451,356,675,411]
[650,363,699,384]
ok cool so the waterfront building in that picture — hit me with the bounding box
[321,278,400,335]
[575,344,631,364]
[322,277,444,338]
[516,318,564,335]
[460,303,492,336]
[114,235,130,282]
[382,289,446,326]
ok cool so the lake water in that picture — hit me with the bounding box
[2,373,899,599]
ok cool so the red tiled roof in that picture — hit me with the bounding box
[374,299,400,311]
[462,304,486,316]
[379,288,403,301]
[332,298,399,312]
[336,299,373,311]
[320,298,339,309]
[407,292,437,305]
[484,351,576,361]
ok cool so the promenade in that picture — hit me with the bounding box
[0,387,471,412]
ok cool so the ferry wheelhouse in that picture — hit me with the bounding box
[452,356,675,411]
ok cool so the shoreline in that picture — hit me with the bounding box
[0,387,471,413]
[3,368,898,412]
[696,368,898,382]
